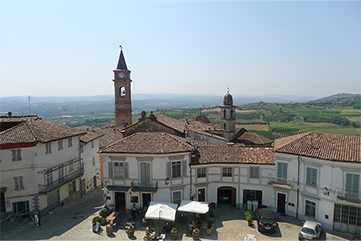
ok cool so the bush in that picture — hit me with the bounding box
[99,208,109,217]
[207,220,213,229]
[92,216,102,225]
[209,210,214,218]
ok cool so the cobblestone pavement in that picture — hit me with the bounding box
[0,189,354,241]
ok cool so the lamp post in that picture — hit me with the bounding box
[165,177,170,185]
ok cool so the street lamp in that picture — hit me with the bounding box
[165,177,170,185]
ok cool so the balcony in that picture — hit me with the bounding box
[336,191,361,204]
[39,168,84,193]
[268,176,294,190]
[130,181,158,192]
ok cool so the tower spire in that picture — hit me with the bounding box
[116,46,128,70]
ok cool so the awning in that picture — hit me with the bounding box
[106,185,130,192]
[131,186,157,192]
[145,201,178,221]
[177,200,209,214]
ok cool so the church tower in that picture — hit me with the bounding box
[220,89,237,141]
[113,46,132,127]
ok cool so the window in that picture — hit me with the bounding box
[197,168,206,178]
[12,201,29,214]
[58,140,63,151]
[222,167,232,177]
[250,167,259,179]
[172,191,182,205]
[46,172,53,186]
[167,160,187,179]
[59,167,64,181]
[277,162,288,182]
[91,140,94,148]
[120,86,126,96]
[68,180,76,195]
[11,149,22,161]
[92,157,95,166]
[109,162,129,179]
[45,143,52,154]
[346,173,360,194]
[306,167,317,187]
[14,176,24,191]
[69,162,73,172]
[305,200,316,218]
[172,161,181,178]
[68,137,72,147]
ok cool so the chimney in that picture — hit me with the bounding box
[8,111,12,117]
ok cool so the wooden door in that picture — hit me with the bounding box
[198,188,205,202]
[115,192,125,212]
[231,189,236,207]
[277,193,286,213]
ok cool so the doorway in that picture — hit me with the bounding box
[115,192,125,212]
[217,187,236,207]
[142,193,151,208]
[198,188,205,202]
[277,193,286,213]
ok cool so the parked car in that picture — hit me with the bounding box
[298,220,322,240]
[255,208,277,232]
[219,196,230,203]
[350,233,361,240]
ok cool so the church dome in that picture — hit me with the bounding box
[193,114,210,123]
[223,92,233,106]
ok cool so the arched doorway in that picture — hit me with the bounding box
[217,186,236,207]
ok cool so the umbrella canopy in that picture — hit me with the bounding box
[145,201,178,221]
[177,200,209,214]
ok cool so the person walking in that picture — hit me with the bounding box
[34,212,39,230]
[38,209,41,226]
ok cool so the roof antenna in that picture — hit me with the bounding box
[227,87,229,94]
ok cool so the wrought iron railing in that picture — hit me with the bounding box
[336,191,361,204]
[39,168,84,193]
[267,176,294,188]
[131,180,158,192]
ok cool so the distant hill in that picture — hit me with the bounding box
[312,93,359,102]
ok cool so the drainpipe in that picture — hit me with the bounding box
[296,155,300,219]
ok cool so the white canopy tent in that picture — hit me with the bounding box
[177,200,209,214]
[145,201,178,222]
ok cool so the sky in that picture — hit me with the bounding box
[0,1,360,98]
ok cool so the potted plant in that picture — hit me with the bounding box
[106,221,114,235]
[126,224,135,238]
[245,210,253,226]
[99,208,108,225]
[209,210,214,221]
[171,227,178,240]
[92,216,102,233]
[207,219,213,235]
[192,227,200,240]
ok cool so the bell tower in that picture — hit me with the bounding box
[113,46,132,127]
[219,88,237,141]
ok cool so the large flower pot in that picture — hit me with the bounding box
[171,229,178,240]
[106,225,114,235]
[207,226,213,235]
[126,227,135,238]
[192,229,200,240]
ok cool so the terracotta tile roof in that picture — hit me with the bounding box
[80,131,104,143]
[101,132,194,154]
[0,115,39,123]
[0,118,85,144]
[195,143,275,165]
[95,127,124,149]
[235,131,273,145]
[274,132,361,163]
[0,122,38,144]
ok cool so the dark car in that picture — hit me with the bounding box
[255,208,277,232]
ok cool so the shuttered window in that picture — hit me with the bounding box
[172,191,182,205]
[140,162,151,186]
[108,162,113,178]
[346,173,360,194]
[167,160,187,179]
[277,162,288,181]
[305,200,316,218]
[250,167,259,179]
[11,149,22,161]
[306,167,317,187]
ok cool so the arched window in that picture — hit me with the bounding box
[231,109,234,119]
[223,109,226,119]
[119,87,126,96]
[224,123,226,130]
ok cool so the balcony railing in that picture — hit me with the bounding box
[130,181,158,192]
[39,168,84,193]
[267,176,294,189]
[336,191,361,204]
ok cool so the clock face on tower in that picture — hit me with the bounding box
[118,72,125,78]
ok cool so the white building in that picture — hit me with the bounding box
[273,132,361,234]
[0,115,85,219]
